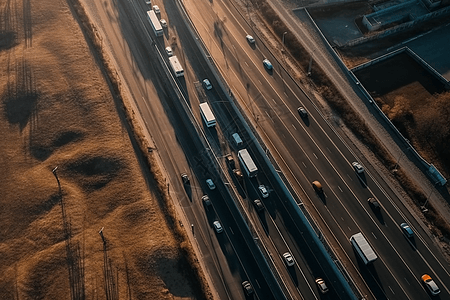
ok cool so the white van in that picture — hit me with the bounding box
[232,133,243,147]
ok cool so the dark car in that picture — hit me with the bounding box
[253,199,264,211]
[233,169,244,182]
[202,195,211,207]
[297,107,308,118]
[368,197,380,211]
[181,173,189,184]
[400,222,414,238]
[242,280,254,296]
[226,155,235,169]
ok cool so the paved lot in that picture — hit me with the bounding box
[405,23,450,81]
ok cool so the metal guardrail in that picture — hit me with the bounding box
[173,1,289,299]
[177,1,358,300]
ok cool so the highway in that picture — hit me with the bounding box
[182,0,450,299]
[80,0,289,299]
[80,0,450,299]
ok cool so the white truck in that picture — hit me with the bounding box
[169,56,184,77]
[350,232,377,265]
[238,149,258,177]
[199,102,216,127]
[147,10,163,37]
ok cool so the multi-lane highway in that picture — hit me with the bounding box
[80,0,450,299]
[80,0,289,299]
[182,0,450,299]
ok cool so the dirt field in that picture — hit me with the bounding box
[354,51,450,177]
[0,0,204,299]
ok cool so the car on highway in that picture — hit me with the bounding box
[233,169,243,182]
[165,46,173,57]
[246,34,255,44]
[145,0,151,4]
[152,5,160,13]
[160,19,167,27]
[352,161,364,173]
[206,179,216,190]
[312,181,323,194]
[202,78,212,90]
[226,155,235,169]
[202,195,211,207]
[181,173,189,184]
[297,106,308,118]
[213,221,223,233]
[253,199,264,211]
[258,184,269,198]
[263,59,273,70]
[400,222,414,238]
[421,274,440,295]
[241,281,254,296]
[368,197,380,211]
[283,252,295,267]
[315,278,329,294]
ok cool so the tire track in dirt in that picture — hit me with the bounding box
[22,0,32,48]
[54,171,86,300]
[0,0,18,50]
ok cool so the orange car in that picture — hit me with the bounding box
[421,274,440,296]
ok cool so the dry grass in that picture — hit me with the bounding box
[0,0,208,299]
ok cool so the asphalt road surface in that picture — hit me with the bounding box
[182,0,450,299]
[80,0,450,299]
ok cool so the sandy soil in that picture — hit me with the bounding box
[0,0,202,299]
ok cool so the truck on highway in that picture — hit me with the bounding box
[350,232,377,265]
[169,56,184,77]
[238,149,258,177]
[199,102,216,127]
[147,10,163,37]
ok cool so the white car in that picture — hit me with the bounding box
[263,58,273,70]
[165,47,173,57]
[160,19,167,27]
[352,161,364,174]
[258,185,269,198]
[283,252,295,267]
[206,179,216,190]
[246,34,255,44]
[152,5,160,14]
[145,0,151,5]
[202,79,212,90]
[213,221,223,233]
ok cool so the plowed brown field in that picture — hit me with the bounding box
[0,0,204,299]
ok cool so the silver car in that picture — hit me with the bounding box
[352,161,364,173]
[213,221,223,233]
[283,252,295,267]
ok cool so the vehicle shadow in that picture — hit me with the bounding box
[317,192,326,205]
[302,116,310,127]
[184,183,193,201]
[257,210,270,235]
[406,236,417,251]
[353,249,387,300]
[373,210,385,225]
[288,266,299,286]
[357,174,368,188]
